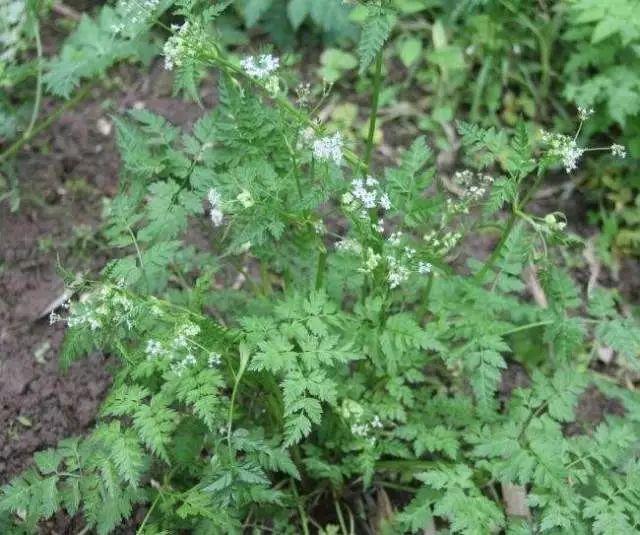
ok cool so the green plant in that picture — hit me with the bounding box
[2,2,640,534]
[0,0,167,209]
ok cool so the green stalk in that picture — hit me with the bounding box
[0,84,93,164]
[475,212,517,281]
[332,489,349,535]
[226,344,251,449]
[475,171,545,281]
[315,249,327,290]
[364,49,384,172]
[290,480,311,535]
[136,493,161,535]
[24,18,43,142]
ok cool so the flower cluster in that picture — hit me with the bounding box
[611,144,626,158]
[163,21,205,71]
[312,132,343,166]
[335,238,363,255]
[351,415,383,443]
[0,0,26,62]
[577,106,594,121]
[541,108,626,173]
[541,131,584,173]
[208,352,222,368]
[424,229,462,255]
[342,176,391,219]
[240,54,279,79]
[208,188,224,227]
[452,170,494,202]
[52,285,137,332]
[386,235,433,289]
[144,322,206,376]
[341,400,383,444]
[110,0,161,35]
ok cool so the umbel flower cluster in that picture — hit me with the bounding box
[110,0,161,35]
[342,176,391,219]
[162,21,207,71]
[207,188,224,227]
[50,284,137,332]
[312,132,344,166]
[541,106,626,173]
[0,0,26,63]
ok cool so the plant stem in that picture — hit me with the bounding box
[290,480,311,535]
[475,212,517,281]
[0,84,93,164]
[475,170,545,281]
[136,493,161,535]
[227,345,250,448]
[500,320,553,337]
[365,49,384,172]
[24,18,43,142]
[315,249,327,290]
[332,489,349,535]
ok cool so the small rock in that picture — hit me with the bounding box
[96,117,113,137]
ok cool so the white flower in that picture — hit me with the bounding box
[162,22,191,71]
[418,261,432,274]
[387,255,410,289]
[371,415,383,429]
[351,422,370,437]
[183,353,197,366]
[336,238,362,254]
[578,106,594,121]
[207,188,224,227]
[561,143,584,173]
[611,144,626,158]
[208,352,222,367]
[313,132,343,166]
[240,54,280,79]
[541,131,584,174]
[379,192,391,210]
[146,339,164,359]
[388,232,403,247]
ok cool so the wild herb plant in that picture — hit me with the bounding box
[0,0,168,208]
[2,2,640,534]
